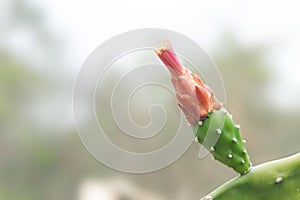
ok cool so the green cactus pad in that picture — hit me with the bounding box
[201,153,300,200]
[193,109,251,174]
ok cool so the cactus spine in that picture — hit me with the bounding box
[201,153,300,200]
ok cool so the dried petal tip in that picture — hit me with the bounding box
[155,40,183,75]
[154,39,170,54]
[155,40,221,126]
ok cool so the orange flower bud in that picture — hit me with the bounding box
[155,40,221,125]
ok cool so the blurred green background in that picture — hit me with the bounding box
[1,0,300,199]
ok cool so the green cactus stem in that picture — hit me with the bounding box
[193,108,251,174]
[201,153,300,200]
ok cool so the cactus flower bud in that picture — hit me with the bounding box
[155,40,221,126]
[155,40,251,174]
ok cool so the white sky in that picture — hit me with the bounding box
[4,0,300,108]
[35,0,299,64]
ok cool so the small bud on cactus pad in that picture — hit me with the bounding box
[155,40,251,174]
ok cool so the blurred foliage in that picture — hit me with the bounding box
[1,1,300,200]
[213,33,300,164]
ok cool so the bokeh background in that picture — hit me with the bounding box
[1,0,300,199]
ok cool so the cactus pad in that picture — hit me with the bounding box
[201,153,300,200]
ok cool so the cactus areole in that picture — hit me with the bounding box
[155,40,252,174]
